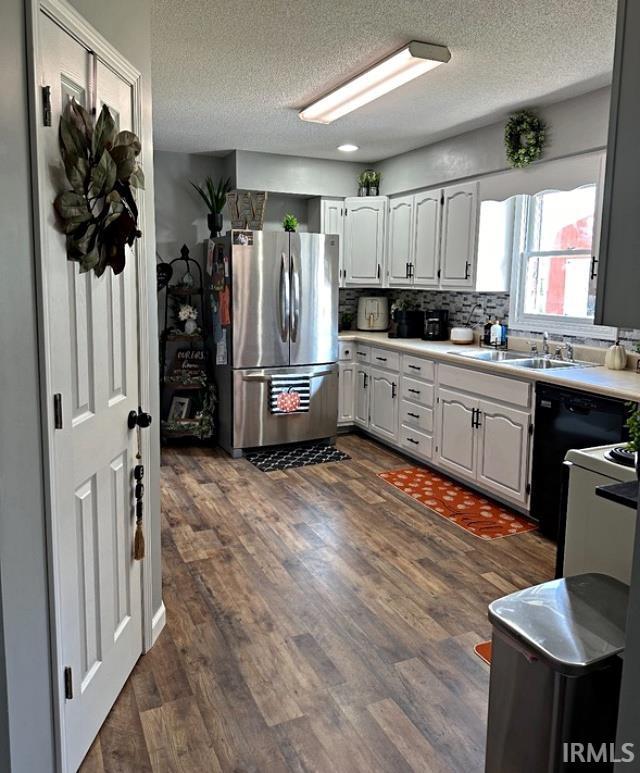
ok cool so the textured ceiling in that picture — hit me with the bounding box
[151,0,616,162]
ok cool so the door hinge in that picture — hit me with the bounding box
[53,393,63,429]
[526,482,531,497]
[42,85,52,126]
[64,667,73,700]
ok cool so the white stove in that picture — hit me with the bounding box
[563,444,637,584]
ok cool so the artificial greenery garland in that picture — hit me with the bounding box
[504,109,546,168]
[54,99,144,276]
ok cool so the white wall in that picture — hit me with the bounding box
[379,87,611,195]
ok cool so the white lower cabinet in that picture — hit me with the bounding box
[437,388,478,478]
[436,384,531,505]
[354,365,370,427]
[340,343,532,509]
[338,363,355,426]
[368,366,399,442]
[476,399,530,505]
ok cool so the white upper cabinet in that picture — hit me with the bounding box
[440,182,479,289]
[412,189,442,287]
[309,197,345,286]
[387,195,415,286]
[343,197,387,286]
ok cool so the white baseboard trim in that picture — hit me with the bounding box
[150,602,166,647]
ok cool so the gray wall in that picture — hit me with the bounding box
[0,2,156,771]
[234,149,362,197]
[0,2,56,771]
[154,150,228,262]
[379,87,611,195]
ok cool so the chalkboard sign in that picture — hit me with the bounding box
[168,348,208,381]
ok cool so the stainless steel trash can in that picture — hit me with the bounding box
[485,573,629,773]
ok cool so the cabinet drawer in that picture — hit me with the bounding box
[400,425,433,460]
[402,355,435,381]
[371,347,400,371]
[354,345,371,363]
[401,376,434,407]
[400,400,433,434]
[438,363,531,408]
[339,341,354,361]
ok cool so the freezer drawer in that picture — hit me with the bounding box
[232,364,338,450]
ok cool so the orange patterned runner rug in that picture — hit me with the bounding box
[474,641,492,665]
[378,467,537,540]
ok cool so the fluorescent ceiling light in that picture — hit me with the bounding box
[337,144,359,152]
[300,41,451,125]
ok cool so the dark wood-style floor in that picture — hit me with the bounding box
[81,434,554,773]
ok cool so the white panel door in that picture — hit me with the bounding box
[39,14,143,772]
[437,388,478,480]
[320,199,345,285]
[369,366,399,442]
[344,197,386,286]
[440,182,479,288]
[387,195,414,286]
[354,366,370,427]
[338,363,355,425]
[413,189,442,287]
[476,400,531,504]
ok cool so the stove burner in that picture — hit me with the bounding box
[606,446,637,468]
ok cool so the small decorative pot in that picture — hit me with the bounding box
[368,186,379,196]
[358,186,367,197]
[184,319,197,335]
[207,212,223,237]
[605,341,627,370]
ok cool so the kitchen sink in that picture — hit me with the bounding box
[451,349,527,362]
[506,357,595,370]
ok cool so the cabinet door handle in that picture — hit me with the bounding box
[377,264,381,279]
[405,262,410,279]
[409,262,414,278]
[376,356,387,362]
[392,382,397,398]
[464,261,470,280]
[407,437,419,445]
[363,373,368,388]
[471,408,476,428]
[590,255,598,280]
[407,412,420,419]
[475,409,482,428]
[408,364,421,371]
[408,388,420,395]
[356,351,367,356]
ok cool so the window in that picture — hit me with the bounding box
[510,184,614,337]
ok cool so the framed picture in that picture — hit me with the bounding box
[168,396,191,423]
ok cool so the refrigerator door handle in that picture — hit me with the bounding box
[291,252,301,343]
[279,252,289,343]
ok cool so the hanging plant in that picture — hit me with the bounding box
[53,99,144,276]
[504,109,546,168]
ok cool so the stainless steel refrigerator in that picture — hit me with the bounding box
[212,230,339,456]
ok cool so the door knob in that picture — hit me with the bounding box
[128,407,153,430]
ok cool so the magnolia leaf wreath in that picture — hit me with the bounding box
[504,109,546,169]
[54,99,144,276]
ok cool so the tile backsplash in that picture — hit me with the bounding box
[339,288,640,349]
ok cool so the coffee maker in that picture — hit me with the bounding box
[423,309,449,341]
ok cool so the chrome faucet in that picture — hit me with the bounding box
[542,331,550,357]
[563,341,574,361]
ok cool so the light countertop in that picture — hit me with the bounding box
[339,331,640,402]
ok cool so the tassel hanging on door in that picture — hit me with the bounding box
[133,456,145,561]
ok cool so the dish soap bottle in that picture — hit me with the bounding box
[490,320,503,346]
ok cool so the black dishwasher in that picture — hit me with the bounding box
[531,383,628,542]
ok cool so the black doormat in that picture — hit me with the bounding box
[245,443,350,472]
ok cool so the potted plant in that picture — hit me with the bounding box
[357,170,370,197]
[282,213,299,232]
[390,296,423,338]
[340,311,354,331]
[368,170,382,196]
[626,402,640,476]
[190,176,232,237]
